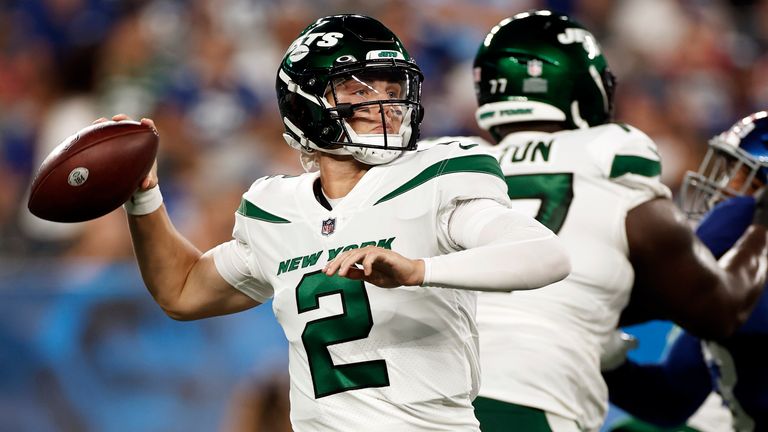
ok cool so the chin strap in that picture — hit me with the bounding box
[348,146,404,165]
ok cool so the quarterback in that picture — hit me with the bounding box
[108,15,569,432]
[457,10,768,432]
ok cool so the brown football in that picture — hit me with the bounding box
[28,120,159,222]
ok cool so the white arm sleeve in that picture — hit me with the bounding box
[210,239,274,303]
[422,199,571,292]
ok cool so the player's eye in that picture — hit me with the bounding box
[389,106,404,116]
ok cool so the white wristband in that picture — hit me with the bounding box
[124,186,163,215]
[420,257,433,287]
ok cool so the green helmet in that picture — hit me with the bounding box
[277,14,424,166]
[473,10,615,138]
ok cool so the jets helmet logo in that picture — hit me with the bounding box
[557,28,601,57]
[286,32,345,62]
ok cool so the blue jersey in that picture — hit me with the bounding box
[697,196,768,334]
[605,196,768,430]
[696,196,767,429]
[604,330,713,427]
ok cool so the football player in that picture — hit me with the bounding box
[460,10,768,432]
[604,112,768,431]
[106,15,570,432]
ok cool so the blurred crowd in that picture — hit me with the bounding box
[2,0,768,261]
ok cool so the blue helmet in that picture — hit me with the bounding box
[680,111,768,220]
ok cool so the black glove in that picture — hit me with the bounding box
[753,187,768,226]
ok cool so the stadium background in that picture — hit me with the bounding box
[1,0,765,430]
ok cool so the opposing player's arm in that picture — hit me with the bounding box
[603,331,712,427]
[128,206,260,321]
[623,197,768,339]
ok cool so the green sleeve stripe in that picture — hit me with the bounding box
[374,154,504,205]
[237,199,291,223]
[609,155,661,179]
[612,122,631,133]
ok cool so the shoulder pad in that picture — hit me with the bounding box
[244,174,304,199]
[238,174,310,224]
[417,135,493,151]
[584,123,662,179]
[584,123,670,198]
[407,136,496,164]
[379,138,505,205]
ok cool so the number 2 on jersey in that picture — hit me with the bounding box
[505,173,574,233]
[296,271,389,398]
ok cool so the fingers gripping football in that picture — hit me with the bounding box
[92,114,163,216]
[94,114,159,191]
[324,246,425,288]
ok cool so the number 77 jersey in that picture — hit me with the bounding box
[475,123,671,430]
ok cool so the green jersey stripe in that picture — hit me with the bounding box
[473,397,554,431]
[237,199,291,223]
[375,154,505,205]
[609,155,661,179]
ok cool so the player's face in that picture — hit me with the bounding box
[727,164,764,196]
[328,73,406,135]
[703,156,765,210]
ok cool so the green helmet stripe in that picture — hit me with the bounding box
[588,65,609,112]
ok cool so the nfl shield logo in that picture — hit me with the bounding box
[321,218,336,236]
[527,59,543,77]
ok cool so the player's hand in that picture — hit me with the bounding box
[323,246,425,288]
[93,114,158,191]
[600,330,638,372]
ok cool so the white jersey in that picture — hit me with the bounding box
[474,124,670,430]
[212,141,510,432]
